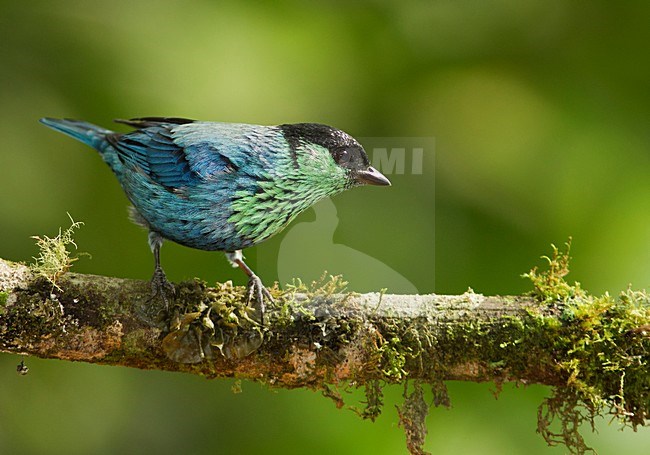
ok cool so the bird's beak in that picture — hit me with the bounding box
[355,167,391,186]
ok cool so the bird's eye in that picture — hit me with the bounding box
[332,146,368,170]
[335,149,350,165]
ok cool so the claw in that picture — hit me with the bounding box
[151,266,175,307]
[245,274,274,324]
[146,232,175,315]
[225,250,274,325]
[135,266,175,328]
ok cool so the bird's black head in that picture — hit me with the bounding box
[278,123,391,186]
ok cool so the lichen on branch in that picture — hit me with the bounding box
[2,227,650,455]
[523,241,650,453]
[29,214,86,290]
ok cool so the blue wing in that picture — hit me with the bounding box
[107,117,268,190]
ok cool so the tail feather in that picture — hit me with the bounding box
[39,118,114,151]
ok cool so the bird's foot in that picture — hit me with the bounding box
[245,275,274,324]
[137,267,176,328]
[151,266,176,308]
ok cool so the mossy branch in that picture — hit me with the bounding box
[2,241,650,454]
[1,257,541,382]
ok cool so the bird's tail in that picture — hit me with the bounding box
[39,118,114,151]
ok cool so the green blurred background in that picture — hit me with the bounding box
[1,1,650,453]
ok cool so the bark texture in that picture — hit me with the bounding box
[0,258,559,385]
[3,257,650,454]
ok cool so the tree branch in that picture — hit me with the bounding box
[0,257,549,384]
[2,256,650,454]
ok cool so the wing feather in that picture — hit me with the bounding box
[106,118,262,190]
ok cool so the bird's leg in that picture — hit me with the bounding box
[149,231,175,309]
[225,250,273,324]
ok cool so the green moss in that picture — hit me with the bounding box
[357,380,384,421]
[379,335,411,380]
[122,329,153,354]
[0,291,7,309]
[231,379,243,394]
[158,273,358,369]
[342,241,650,454]
[29,214,86,290]
[523,238,585,303]
[1,280,69,346]
[321,384,345,409]
[161,279,267,363]
[397,381,429,455]
[161,274,353,364]
[16,227,647,454]
[521,243,650,453]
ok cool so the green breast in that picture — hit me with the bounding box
[228,145,351,245]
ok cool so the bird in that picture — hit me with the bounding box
[39,117,391,322]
